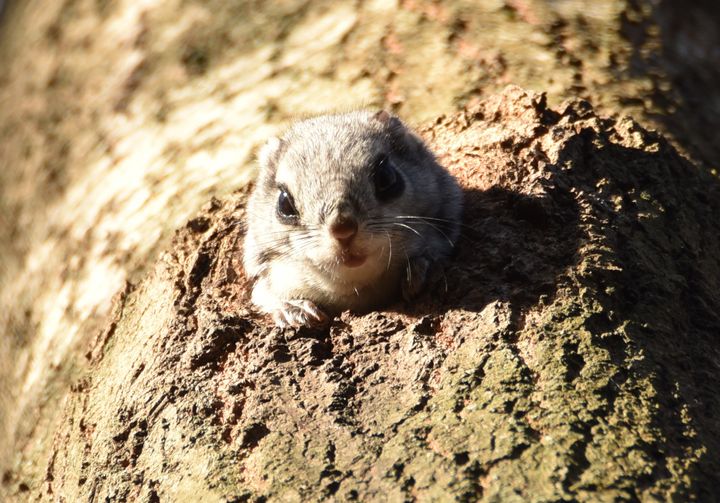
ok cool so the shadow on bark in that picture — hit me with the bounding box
[620,0,720,171]
[551,122,720,498]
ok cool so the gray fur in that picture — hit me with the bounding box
[243,110,462,327]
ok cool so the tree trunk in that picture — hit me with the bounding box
[1,1,719,501]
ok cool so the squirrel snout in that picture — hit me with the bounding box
[329,217,358,247]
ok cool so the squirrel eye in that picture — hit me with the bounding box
[372,155,404,202]
[277,188,299,223]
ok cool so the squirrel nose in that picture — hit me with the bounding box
[330,216,358,246]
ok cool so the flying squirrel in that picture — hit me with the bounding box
[243,110,462,327]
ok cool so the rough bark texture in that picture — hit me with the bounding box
[1,0,720,502]
[6,87,720,502]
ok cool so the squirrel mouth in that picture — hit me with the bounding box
[339,250,366,268]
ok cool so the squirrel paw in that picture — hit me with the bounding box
[272,299,328,328]
[401,256,432,302]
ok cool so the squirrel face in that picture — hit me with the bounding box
[243,110,462,324]
[273,150,403,273]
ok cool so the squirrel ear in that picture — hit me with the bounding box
[258,136,283,168]
[373,110,392,124]
[373,110,403,131]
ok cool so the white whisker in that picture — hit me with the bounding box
[393,222,422,237]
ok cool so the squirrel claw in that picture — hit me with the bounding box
[273,300,328,328]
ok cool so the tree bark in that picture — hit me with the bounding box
[1,1,719,502]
